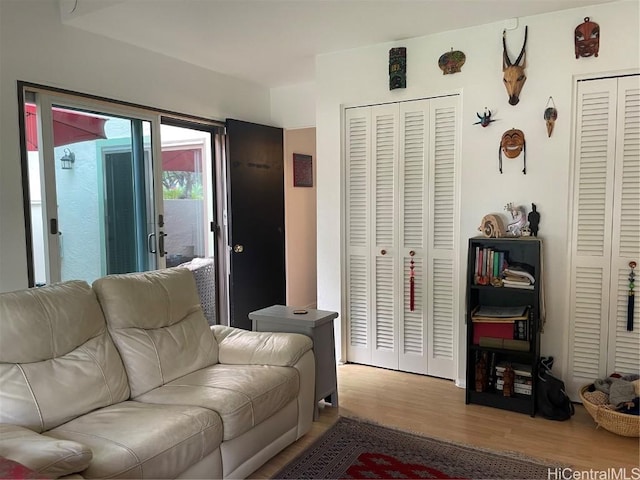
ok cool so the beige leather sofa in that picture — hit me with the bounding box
[0,268,315,479]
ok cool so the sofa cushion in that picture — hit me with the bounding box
[0,425,92,478]
[0,281,130,432]
[134,364,300,441]
[93,268,219,397]
[47,401,222,479]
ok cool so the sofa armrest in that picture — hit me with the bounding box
[0,425,92,479]
[211,325,312,366]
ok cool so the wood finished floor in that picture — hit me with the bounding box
[249,363,639,479]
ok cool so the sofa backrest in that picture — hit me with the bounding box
[93,268,218,398]
[0,281,130,432]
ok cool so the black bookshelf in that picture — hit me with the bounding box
[465,237,541,416]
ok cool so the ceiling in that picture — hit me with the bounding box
[60,0,616,89]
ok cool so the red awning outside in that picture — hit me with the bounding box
[24,104,109,151]
[25,103,200,173]
[162,148,201,172]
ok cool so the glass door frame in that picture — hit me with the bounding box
[20,86,166,285]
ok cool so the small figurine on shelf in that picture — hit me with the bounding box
[528,203,541,236]
[502,365,515,397]
[475,352,488,392]
[505,203,527,237]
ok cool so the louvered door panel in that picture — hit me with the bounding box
[567,79,618,398]
[614,81,640,258]
[570,266,608,384]
[372,255,397,367]
[402,107,426,249]
[346,109,370,249]
[373,107,397,248]
[607,75,640,375]
[398,101,428,374]
[608,266,640,373]
[345,108,371,364]
[371,104,399,369]
[426,96,458,379]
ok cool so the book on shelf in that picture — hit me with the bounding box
[474,247,507,285]
[502,263,535,285]
[495,362,532,377]
[495,380,532,395]
[502,281,535,290]
[474,305,528,318]
[478,337,530,351]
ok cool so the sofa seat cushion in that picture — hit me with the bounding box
[135,364,299,441]
[46,401,222,479]
[0,425,92,478]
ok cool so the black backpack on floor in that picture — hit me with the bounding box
[536,356,575,421]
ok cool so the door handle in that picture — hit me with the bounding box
[148,233,156,254]
[158,232,167,257]
[233,244,244,253]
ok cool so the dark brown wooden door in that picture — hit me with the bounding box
[226,119,285,329]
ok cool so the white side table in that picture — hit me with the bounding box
[249,305,338,419]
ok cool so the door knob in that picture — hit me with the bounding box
[233,244,244,253]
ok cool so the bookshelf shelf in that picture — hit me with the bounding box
[465,236,541,417]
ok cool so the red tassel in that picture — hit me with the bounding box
[410,258,415,312]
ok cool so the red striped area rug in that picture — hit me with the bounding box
[274,417,560,479]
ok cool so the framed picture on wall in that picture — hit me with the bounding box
[293,153,313,187]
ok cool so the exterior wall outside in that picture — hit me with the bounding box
[314,1,640,383]
[0,0,271,292]
[284,128,317,309]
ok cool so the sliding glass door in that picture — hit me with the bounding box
[25,92,161,285]
[20,85,227,325]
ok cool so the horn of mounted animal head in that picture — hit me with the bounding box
[502,26,528,106]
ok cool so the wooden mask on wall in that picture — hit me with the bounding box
[389,47,407,90]
[502,26,528,106]
[499,128,527,174]
[575,17,600,58]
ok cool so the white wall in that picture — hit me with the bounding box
[271,82,316,129]
[0,0,272,292]
[315,1,640,383]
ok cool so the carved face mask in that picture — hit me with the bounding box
[575,17,600,58]
[502,26,528,106]
[499,129,526,174]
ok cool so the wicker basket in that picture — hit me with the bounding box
[580,385,640,437]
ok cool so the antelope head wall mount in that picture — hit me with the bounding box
[502,26,528,106]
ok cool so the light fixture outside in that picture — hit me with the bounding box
[61,148,75,170]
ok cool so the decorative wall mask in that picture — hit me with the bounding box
[575,17,600,58]
[499,128,526,174]
[544,97,558,137]
[389,47,407,90]
[438,48,466,74]
[474,107,496,127]
[502,26,528,106]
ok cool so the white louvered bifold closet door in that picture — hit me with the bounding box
[567,76,640,399]
[345,107,371,366]
[345,96,458,379]
[371,104,399,369]
[425,96,457,378]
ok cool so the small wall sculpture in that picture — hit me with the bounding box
[474,108,495,128]
[438,48,466,74]
[389,47,407,90]
[544,97,558,138]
